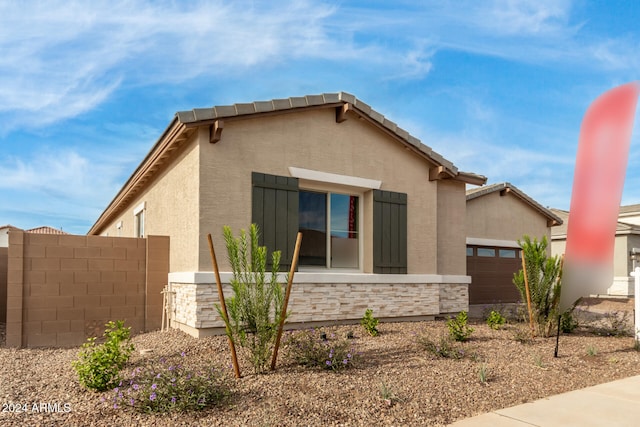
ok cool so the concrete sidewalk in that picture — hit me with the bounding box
[448,375,640,427]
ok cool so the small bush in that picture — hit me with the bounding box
[361,309,379,337]
[107,352,229,413]
[72,320,135,392]
[486,310,506,330]
[418,334,466,359]
[513,326,533,344]
[598,311,633,337]
[560,310,579,333]
[478,364,489,384]
[284,329,358,371]
[447,311,474,342]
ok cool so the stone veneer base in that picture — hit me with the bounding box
[167,272,470,338]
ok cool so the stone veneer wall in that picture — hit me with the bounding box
[168,273,470,337]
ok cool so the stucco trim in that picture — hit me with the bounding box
[169,271,472,285]
[466,237,520,248]
[288,167,382,190]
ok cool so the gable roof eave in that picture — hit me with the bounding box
[89,92,484,235]
[467,182,563,227]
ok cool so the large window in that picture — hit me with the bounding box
[252,172,407,274]
[299,191,359,269]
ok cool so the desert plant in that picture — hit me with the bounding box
[513,235,563,337]
[447,311,474,342]
[107,352,229,413]
[600,311,633,337]
[513,326,533,344]
[560,310,579,333]
[72,320,135,392]
[533,354,545,368]
[361,308,380,336]
[216,224,286,374]
[418,333,467,359]
[586,345,598,356]
[478,364,489,384]
[379,381,395,406]
[284,329,358,372]
[486,310,506,330]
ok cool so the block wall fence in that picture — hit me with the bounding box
[3,231,169,348]
[0,247,7,324]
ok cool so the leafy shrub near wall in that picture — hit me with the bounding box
[72,320,135,392]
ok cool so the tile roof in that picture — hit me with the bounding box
[26,226,68,235]
[175,92,485,182]
[467,182,563,226]
[89,92,486,235]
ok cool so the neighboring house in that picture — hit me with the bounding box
[0,225,19,247]
[466,183,562,308]
[551,207,640,296]
[89,92,486,337]
[0,225,67,247]
[25,226,68,235]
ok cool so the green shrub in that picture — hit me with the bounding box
[560,310,578,333]
[216,224,286,374]
[107,352,229,413]
[361,308,379,337]
[72,320,135,392]
[284,329,358,372]
[447,311,474,342]
[417,334,466,359]
[486,310,506,330]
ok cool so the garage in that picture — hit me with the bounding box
[466,244,522,304]
[465,182,563,308]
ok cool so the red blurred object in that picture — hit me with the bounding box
[566,82,640,264]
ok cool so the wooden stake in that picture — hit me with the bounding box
[207,233,241,379]
[522,254,536,339]
[271,232,303,370]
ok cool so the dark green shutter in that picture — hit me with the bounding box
[252,172,299,269]
[373,190,407,274]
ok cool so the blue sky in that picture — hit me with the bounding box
[2,0,640,234]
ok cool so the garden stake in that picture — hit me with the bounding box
[554,314,561,358]
[521,254,536,339]
[207,233,241,379]
[271,232,303,371]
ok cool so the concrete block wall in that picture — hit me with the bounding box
[4,231,169,348]
[0,247,7,323]
[169,279,467,337]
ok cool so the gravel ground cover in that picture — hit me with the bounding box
[1,299,639,426]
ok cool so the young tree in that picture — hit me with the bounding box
[216,224,286,374]
[513,235,563,337]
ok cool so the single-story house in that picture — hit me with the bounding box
[0,225,67,247]
[551,207,640,296]
[89,92,487,337]
[466,182,563,309]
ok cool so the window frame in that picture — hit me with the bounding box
[297,183,364,272]
[133,202,145,238]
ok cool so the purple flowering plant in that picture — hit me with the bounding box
[284,329,358,372]
[107,353,229,413]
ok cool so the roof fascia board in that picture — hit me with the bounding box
[88,118,187,235]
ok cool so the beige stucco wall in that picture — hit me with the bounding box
[437,180,467,275]
[100,135,200,272]
[466,191,550,244]
[198,108,444,274]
